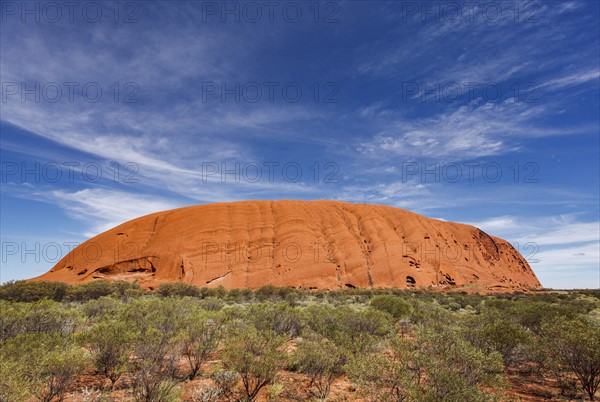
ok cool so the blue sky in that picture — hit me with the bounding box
[1,0,598,288]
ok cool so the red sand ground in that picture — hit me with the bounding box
[58,352,582,401]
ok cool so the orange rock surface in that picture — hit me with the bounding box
[32,200,542,291]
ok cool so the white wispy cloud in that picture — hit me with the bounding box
[471,214,600,246]
[468,214,600,288]
[540,69,600,91]
[357,99,570,158]
[352,0,599,163]
[0,8,332,213]
[41,188,184,237]
[331,180,445,213]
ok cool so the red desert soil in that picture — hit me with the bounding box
[60,357,574,402]
[32,200,541,292]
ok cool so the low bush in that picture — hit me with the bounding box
[543,317,600,401]
[0,333,90,402]
[222,325,286,401]
[156,282,202,298]
[0,280,69,302]
[179,310,222,379]
[247,303,304,338]
[79,319,133,389]
[0,282,597,400]
[369,295,412,319]
[293,337,345,400]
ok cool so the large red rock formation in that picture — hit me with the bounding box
[32,200,542,292]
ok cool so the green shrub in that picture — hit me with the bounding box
[67,280,142,302]
[254,285,280,302]
[465,314,532,365]
[0,333,89,402]
[409,300,454,329]
[0,359,30,401]
[127,326,183,402]
[417,328,506,401]
[199,297,225,311]
[119,298,188,400]
[0,299,83,342]
[247,303,304,338]
[201,285,227,299]
[0,280,69,302]
[293,337,345,400]
[350,324,505,402]
[79,319,134,388]
[344,308,392,337]
[222,325,285,401]
[484,299,576,334]
[1,285,597,401]
[543,317,600,401]
[81,296,123,319]
[121,297,188,337]
[179,310,222,379]
[304,304,392,354]
[211,369,238,400]
[227,288,254,303]
[0,300,25,342]
[346,337,416,402]
[370,295,412,319]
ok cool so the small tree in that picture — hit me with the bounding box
[0,333,89,402]
[222,326,285,401]
[247,303,304,338]
[127,327,182,402]
[349,326,506,402]
[179,312,222,379]
[293,337,345,400]
[304,304,392,355]
[15,299,83,339]
[80,319,133,389]
[123,298,185,402]
[465,315,532,366]
[417,328,506,401]
[543,317,600,401]
[346,337,417,402]
[38,347,90,402]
